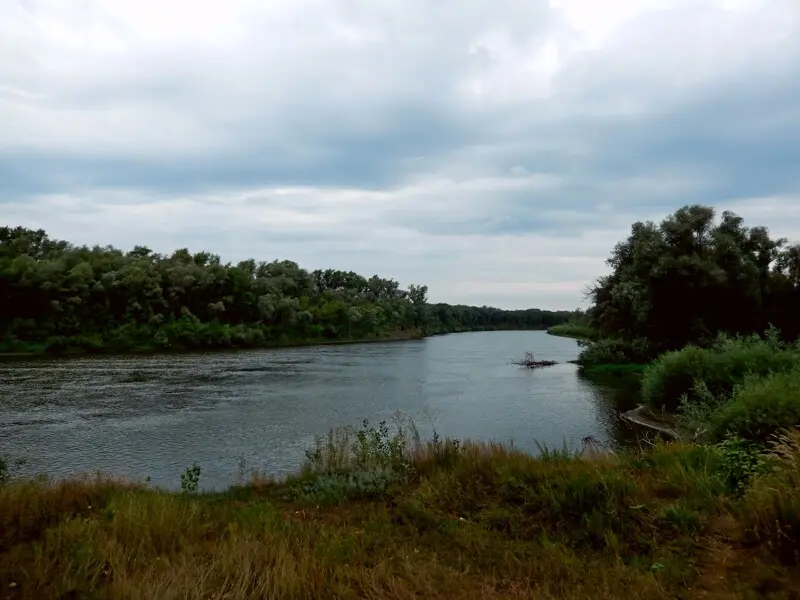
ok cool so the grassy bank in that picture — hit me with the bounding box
[2,421,799,599]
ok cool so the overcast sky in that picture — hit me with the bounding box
[2,0,799,309]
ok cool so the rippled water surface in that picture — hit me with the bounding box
[0,331,641,489]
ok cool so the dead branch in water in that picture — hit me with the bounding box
[513,351,558,368]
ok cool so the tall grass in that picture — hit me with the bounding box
[3,423,800,598]
[741,428,800,565]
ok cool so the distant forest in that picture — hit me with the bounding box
[0,226,574,354]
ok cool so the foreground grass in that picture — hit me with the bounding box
[2,427,799,600]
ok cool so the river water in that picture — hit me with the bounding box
[0,331,641,490]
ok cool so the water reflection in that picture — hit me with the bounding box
[0,331,641,490]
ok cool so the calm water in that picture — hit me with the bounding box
[0,331,640,490]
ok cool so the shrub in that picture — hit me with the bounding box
[577,337,655,367]
[288,467,402,504]
[706,369,800,444]
[180,464,202,493]
[642,332,799,412]
[715,435,769,494]
[291,417,423,503]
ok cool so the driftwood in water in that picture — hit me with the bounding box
[513,352,558,368]
[621,405,681,439]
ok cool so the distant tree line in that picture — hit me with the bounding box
[584,205,800,357]
[0,226,574,353]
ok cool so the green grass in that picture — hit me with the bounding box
[2,421,799,599]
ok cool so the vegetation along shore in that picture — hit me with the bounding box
[0,226,574,356]
[2,204,800,598]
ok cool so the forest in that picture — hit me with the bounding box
[0,226,573,354]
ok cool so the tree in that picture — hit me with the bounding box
[587,205,800,352]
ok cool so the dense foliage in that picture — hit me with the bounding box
[642,330,800,411]
[0,226,573,353]
[586,205,800,353]
[577,205,800,446]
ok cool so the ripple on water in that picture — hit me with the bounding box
[0,331,641,490]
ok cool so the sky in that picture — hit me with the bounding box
[2,0,799,310]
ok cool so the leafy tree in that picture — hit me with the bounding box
[586,205,800,354]
[0,227,574,353]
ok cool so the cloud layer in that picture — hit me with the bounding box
[2,0,799,309]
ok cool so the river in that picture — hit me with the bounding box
[0,331,641,490]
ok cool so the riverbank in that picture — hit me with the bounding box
[0,329,424,359]
[546,322,596,340]
[2,424,798,600]
[0,326,557,360]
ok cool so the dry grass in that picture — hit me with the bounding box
[1,436,799,599]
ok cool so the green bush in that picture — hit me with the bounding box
[715,435,769,494]
[291,417,423,503]
[180,464,202,493]
[577,337,655,367]
[642,331,799,412]
[288,467,403,504]
[707,370,800,444]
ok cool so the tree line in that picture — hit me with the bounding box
[585,205,800,357]
[0,226,574,353]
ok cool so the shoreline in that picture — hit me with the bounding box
[0,327,554,361]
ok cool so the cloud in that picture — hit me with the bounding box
[1,0,799,309]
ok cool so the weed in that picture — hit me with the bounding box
[180,464,202,493]
[716,434,768,494]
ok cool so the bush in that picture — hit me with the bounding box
[180,464,202,493]
[642,332,799,412]
[706,369,800,444]
[715,435,769,494]
[577,337,655,367]
[291,417,422,503]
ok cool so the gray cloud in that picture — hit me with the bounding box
[1,0,799,308]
